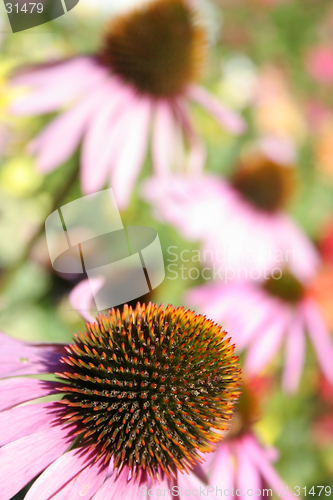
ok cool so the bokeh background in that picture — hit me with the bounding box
[1,0,333,498]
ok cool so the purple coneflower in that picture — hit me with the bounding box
[142,150,318,282]
[186,269,333,393]
[11,0,245,208]
[0,302,241,499]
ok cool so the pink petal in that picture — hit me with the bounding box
[81,82,132,194]
[69,278,104,322]
[112,97,152,209]
[30,87,109,173]
[276,215,319,283]
[210,444,234,492]
[0,332,64,378]
[259,135,297,165]
[91,468,140,500]
[12,57,96,88]
[81,90,137,196]
[0,401,60,446]
[244,306,290,375]
[0,378,58,411]
[282,311,306,393]
[236,436,261,492]
[175,99,206,173]
[11,58,106,115]
[230,296,272,351]
[302,299,333,383]
[244,435,296,498]
[188,84,247,135]
[0,426,72,499]
[178,470,217,500]
[51,458,107,500]
[152,100,178,176]
[24,447,95,500]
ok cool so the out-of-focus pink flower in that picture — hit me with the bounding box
[186,270,333,393]
[209,433,295,498]
[0,302,242,498]
[10,0,245,209]
[206,381,297,499]
[306,46,333,84]
[142,151,318,282]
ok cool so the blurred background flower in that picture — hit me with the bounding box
[10,0,245,208]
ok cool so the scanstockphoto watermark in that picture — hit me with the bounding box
[140,486,332,498]
[2,0,80,33]
[140,486,292,497]
[166,246,294,283]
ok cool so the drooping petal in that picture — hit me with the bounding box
[0,332,64,379]
[152,100,178,176]
[0,378,58,411]
[81,82,133,194]
[302,299,333,383]
[0,426,72,500]
[244,435,295,498]
[175,99,206,174]
[282,311,306,393]
[29,87,109,173]
[111,97,152,209]
[91,467,139,500]
[12,57,97,89]
[69,278,104,323]
[188,84,247,135]
[244,305,290,375]
[11,58,106,115]
[24,447,95,500]
[210,444,235,493]
[236,436,261,493]
[276,215,319,283]
[0,402,61,446]
[178,470,217,500]
[50,458,108,500]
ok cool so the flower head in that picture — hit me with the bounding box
[99,0,206,98]
[11,0,245,208]
[0,302,241,498]
[142,149,318,282]
[231,152,296,214]
[58,303,241,480]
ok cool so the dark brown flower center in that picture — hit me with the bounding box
[57,303,241,481]
[231,155,295,213]
[227,383,260,439]
[98,0,206,97]
[263,271,305,303]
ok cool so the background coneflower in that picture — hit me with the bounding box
[206,380,296,499]
[142,146,318,282]
[10,0,245,209]
[186,269,333,393]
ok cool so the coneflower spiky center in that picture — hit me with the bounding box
[98,0,206,97]
[232,156,295,213]
[263,271,305,303]
[57,303,241,481]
